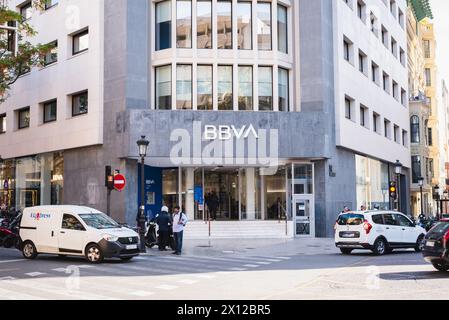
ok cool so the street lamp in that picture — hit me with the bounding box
[394,160,403,212]
[418,177,424,217]
[137,135,149,253]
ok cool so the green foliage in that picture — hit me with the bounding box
[0,0,50,102]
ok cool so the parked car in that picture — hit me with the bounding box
[422,219,449,272]
[335,211,426,255]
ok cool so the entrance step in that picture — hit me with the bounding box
[184,221,293,239]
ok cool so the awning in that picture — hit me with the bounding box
[408,0,433,21]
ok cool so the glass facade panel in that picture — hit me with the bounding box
[257,2,272,50]
[277,4,287,53]
[73,30,89,54]
[177,0,192,48]
[217,0,232,49]
[156,1,172,51]
[218,65,233,110]
[162,168,179,211]
[176,64,192,109]
[197,0,212,49]
[278,68,289,111]
[197,65,213,110]
[293,164,313,194]
[156,65,172,110]
[264,167,287,220]
[238,66,253,111]
[258,66,273,111]
[237,2,252,50]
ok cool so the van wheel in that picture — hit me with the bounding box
[340,248,353,255]
[432,261,449,272]
[85,244,104,264]
[372,238,387,256]
[22,241,38,260]
[415,235,425,252]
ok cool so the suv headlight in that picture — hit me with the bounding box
[102,234,119,242]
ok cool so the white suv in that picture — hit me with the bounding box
[334,211,426,255]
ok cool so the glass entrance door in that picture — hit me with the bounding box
[293,195,314,237]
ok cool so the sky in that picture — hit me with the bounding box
[432,0,449,87]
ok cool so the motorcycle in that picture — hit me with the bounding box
[0,212,22,248]
[145,220,176,250]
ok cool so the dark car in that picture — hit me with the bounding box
[422,219,449,271]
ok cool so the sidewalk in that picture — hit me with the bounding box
[142,237,338,257]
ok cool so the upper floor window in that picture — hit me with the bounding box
[238,66,253,111]
[0,114,6,134]
[197,65,213,110]
[423,40,431,58]
[345,96,353,120]
[410,115,420,143]
[177,0,192,48]
[278,68,289,112]
[156,65,172,110]
[43,40,58,66]
[43,100,57,123]
[176,64,192,109]
[18,107,30,129]
[237,2,252,50]
[257,2,272,51]
[156,0,172,51]
[72,91,88,116]
[73,29,89,55]
[277,4,287,54]
[357,0,366,22]
[258,66,273,111]
[44,0,59,10]
[381,25,389,48]
[425,68,432,86]
[197,0,212,49]
[217,0,232,49]
[373,113,380,133]
[218,65,233,110]
[20,1,32,21]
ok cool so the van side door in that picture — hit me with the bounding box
[58,214,87,254]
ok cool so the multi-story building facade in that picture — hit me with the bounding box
[407,0,434,217]
[0,0,411,238]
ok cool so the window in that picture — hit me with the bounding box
[401,88,406,106]
[399,48,405,66]
[197,65,213,110]
[428,127,433,146]
[177,0,192,48]
[62,214,85,231]
[410,115,420,143]
[277,4,287,54]
[176,64,192,109]
[412,156,421,183]
[370,12,378,35]
[371,61,379,84]
[429,158,434,178]
[389,0,396,17]
[217,1,232,49]
[383,72,390,93]
[381,25,388,48]
[43,100,57,123]
[44,0,59,10]
[20,1,32,21]
[0,114,6,134]
[391,37,397,57]
[402,130,408,147]
[393,124,399,143]
[257,2,272,50]
[383,214,398,226]
[156,1,172,51]
[384,119,391,138]
[345,96,353,120]
[395,214,413,228]
[425,68,431,86]
[278,68,289,112]
[72,29,89,55]
[423,40,431,58]
[237,2,252,50]
[238,66,253,111]
[360,105,367,127]
[43,40,58,66]
[392,80,398,100]
[357,0,366,22]
[72,91,88,116]
[258,66,273,111]
[218,65,233,110]
[398,8,404,28]
[18,108,30,129]
[358,50,367,74]
[156,65,172,110]
[373,113,380,133]
[343,0,352,9]
[197,0,212,49]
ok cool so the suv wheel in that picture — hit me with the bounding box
[340,248,353,255]
[415,235,425,252]
[372,238,388,256]
[432,261,449,272]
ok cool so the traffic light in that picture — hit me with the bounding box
[105,166,114,190]
[389,181,397,200]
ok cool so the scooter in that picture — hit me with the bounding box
[145,220,176,250]
[0,212,22,248]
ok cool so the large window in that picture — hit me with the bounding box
[412,156,421,184]
[45,0,59,10]
[72,29,89,55]
[238,66,253,111]
[176,64,192,109]
[176,0,192,48]
[72,91,88,116]
[0,114,5,133]
[156,65,172,110]
[237,2,252,50]
[425,68,431,86]
[44,40,58,66]
[258,66,273,111]
[197,0,212,49]
[257,2,271,50]
[217,0,232,49]
[277,4,287,53]
[156,1,172,51]
[278,68,289,111]
[43,100,57,123]
[197,65,213,110]
[218,65,233,110]
[18,108,30,129]
[410,115,420,143]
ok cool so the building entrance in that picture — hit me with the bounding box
[203,169,239,220]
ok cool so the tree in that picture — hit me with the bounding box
[0,0,51,102]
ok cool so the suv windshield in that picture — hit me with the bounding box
[337,213,365,225]
[79,213,120,229]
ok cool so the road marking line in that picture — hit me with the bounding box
[229,267,247,271]
[243,264,260,268]
[25,272,46,277]
[78,265,94,269]
[130,291,154,297]
[0,276,16,280]
[52,268,67,273]
[176,279,198,285]
[256,262,271,265]
[261,259,281,262]
[275,256,291,260]
[0,259,26,264]
[155,284,178,290]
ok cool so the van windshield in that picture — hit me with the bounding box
[79,213,120,229]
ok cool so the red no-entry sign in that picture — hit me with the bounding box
[113,174,126,191]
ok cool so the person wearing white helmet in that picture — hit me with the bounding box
[155,206,172,251]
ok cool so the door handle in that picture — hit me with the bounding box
[60,231,65,234]
[386,227,390,230]
[402,228,406,231]
[51,231,54,237]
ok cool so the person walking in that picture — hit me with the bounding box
[156,206,172,251]
[172,205,188,255]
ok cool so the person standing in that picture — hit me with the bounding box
[172,205,188,255]
[156,206,172,251]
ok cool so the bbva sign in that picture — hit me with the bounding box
[204,125,259,140]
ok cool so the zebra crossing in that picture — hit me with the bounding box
[0,253,292,300]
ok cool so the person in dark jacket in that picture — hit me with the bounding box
[156,206,172,251]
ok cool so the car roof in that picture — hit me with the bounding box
[339,210,400,215]
[23,205,103,214]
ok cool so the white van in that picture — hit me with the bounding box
[19,205,140,263]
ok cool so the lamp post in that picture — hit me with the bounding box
[137,136,149,253]
[394,160,403,212]
[418,176,424,217]
[434,184,440,220]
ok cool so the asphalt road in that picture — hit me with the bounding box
[0,244,447,300]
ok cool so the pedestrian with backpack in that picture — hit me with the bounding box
[172,205,188,255]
